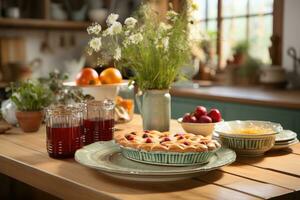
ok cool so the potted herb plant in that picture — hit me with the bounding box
[236,57,261,85]
[10,81,53,132]
[232,40,249,65]
[86,3,199,131]
[39,70,94,104]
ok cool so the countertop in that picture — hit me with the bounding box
[171,85,300,109]
[0,115,300,199]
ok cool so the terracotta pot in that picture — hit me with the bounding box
[16,111,43,132]
[233,53,246,65]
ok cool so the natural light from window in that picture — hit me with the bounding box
[192,0,274,67]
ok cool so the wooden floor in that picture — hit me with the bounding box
[0,115,299,200]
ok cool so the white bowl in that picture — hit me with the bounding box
[214,120,283,137]
[215,120,283,156]
[63,81,128,101]
[177,117,222,137]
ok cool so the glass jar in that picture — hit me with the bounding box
[45,104,84,158]
[83,99,115,145]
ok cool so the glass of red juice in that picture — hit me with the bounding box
[83,100,115,145]
[45,104,84,158]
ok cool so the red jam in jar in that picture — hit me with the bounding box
[83,100,115,145]
[45,104,84,158]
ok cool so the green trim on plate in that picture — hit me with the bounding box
[275,130,297,142]
[74,141,236,181]
[120,146,217,166]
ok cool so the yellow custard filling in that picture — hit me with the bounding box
[228,128,273,135]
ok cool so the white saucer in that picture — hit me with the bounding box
[272,138,299,150]
[275,130,297,142]
[214,130,298,143]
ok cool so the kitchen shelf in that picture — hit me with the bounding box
[0,18,91,30]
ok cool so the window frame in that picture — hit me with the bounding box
[198,0,283,68]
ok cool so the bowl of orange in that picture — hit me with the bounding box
[64,67,128,101]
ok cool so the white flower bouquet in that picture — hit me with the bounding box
[87,4,198,91]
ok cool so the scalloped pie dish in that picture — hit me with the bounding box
[114,130,221,166]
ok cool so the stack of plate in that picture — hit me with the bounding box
[213,130,299,150]
[273,130,299,150]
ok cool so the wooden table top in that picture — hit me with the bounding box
[0,115,299,200]
[171,85,300,109]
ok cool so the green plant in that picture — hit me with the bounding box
[39,70,94,104]
[237,56,261,77]
[10,80,53,111]
[86,3,199,91]
[199,31,217,64]
[233,40,249,55]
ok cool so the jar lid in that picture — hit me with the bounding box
[46,103,84,116]
[85,99,115,111]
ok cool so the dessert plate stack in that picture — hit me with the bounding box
[213,130,299,150]
[272,130,299,150]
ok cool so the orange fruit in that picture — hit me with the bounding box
[99,68,122,84]
[116,96,124,105]
[120,99,134,112]
[76,68,101,85]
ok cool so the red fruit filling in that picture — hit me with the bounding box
[145,138,152,143]
[125,135,134,140]
[177,136,184,140]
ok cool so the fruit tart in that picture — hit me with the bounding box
[114,130,221,166]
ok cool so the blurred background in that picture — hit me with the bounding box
[0,0,299,130]
[1,1,300,199]
[0,0,296,84]
[0,0,297,86]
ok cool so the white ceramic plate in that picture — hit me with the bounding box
[75,141,236,182]
[275,130,297,142]
[272,138,299,150]
[213,130,297,142]
[276,138,299,145]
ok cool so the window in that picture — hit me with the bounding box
[193,0,274,67]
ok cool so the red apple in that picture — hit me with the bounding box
[182,113,197,123]
[194,106,207,119]
[208,108,222,122]
[189,116,197,123]
[199,115,212,123]
[182,113,191,122]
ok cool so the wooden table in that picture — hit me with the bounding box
[0,115,300,200]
